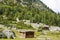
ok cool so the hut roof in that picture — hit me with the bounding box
[19,30,34,32]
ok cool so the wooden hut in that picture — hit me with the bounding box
[43,25,49,30]
[19,30,34,38]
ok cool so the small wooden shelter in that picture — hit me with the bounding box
[43,25,49,30]
[19,30,34,38]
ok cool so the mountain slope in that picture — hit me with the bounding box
[0,0,60,27]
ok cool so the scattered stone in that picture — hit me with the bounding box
[45,37,50,40]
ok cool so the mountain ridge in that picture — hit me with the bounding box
[0,0,60,27]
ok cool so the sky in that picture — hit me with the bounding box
[40,0,60,13]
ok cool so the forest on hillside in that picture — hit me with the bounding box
[0,0,60,28]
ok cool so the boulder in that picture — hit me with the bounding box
[3,30,16,39]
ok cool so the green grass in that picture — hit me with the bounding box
[0,30,60,40]
[0,38,36,40]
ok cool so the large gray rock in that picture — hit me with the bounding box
[3,30,15,39]
[49,26,60,32]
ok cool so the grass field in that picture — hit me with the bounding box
[0,30,60,40]
[0,38,36,40]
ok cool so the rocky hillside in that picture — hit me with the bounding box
[0,0,60,27]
